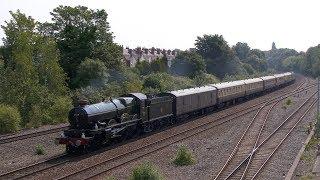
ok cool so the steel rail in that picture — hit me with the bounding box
[250,99,317,179]
[3,80,310,180]
[57,82,311,180]
[215,91,316,180]
[214,82,309,180]
[0,125,69,145]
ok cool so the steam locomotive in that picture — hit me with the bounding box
[56,72,295,153]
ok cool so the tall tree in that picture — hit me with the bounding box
[233,42,250,60]
[41,6,123,88]
[171,51,206,78]
[1,10,70,126]
[195,34,243,78]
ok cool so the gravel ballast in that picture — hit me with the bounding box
[0,76,314,179]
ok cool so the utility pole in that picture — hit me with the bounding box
[318,77,320,115]
[316,77,320,137]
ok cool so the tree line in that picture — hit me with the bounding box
[0,6,280,133]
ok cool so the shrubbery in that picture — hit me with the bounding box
[35,144,45,155]
[173,146,195,166]
[0,104,21,133]
[130,163,163,180]
[48,96,73,124]
[193,73,219,86]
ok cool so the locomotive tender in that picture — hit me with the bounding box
[57,72,295,153]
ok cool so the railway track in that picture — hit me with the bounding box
[52,82,314,179]
[0,78,310,146]
[0,125,69,145]
[0,80,313,179]
[0,77,307,145]
[0,154,68,179]
[214,91,317,180]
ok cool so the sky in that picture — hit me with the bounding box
[1,0,320,52]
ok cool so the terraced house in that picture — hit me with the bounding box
[123,47,178,67]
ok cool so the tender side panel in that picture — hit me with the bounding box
[147,96,173,121]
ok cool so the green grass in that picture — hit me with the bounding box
[130,163,163,180]
[305,137,319,151]
[300,173,314,180]
[173,146,195,166]
[285,98,293,106]
[282,98,293,110]
[35,144,45,155]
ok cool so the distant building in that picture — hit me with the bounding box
[123,47,179,67]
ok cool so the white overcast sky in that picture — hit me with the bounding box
[1,0,320,52]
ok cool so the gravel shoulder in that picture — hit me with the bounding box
[101,82,317,179]
[0,76,312,178]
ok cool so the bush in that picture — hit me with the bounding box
[130,163,163,180]
[73,58,108,88]
[143,73,196,94]
[192,73,219,86]
[48,96,72,124]
[35,144,45,155]
[28,105,45,128]
[285,98,293,106]
[143,73,173,92]
[173,146,195,166]
[0,104,21,133]
[171,76,195,90]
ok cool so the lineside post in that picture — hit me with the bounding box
[316,77,320,137]
[318,77,320,115]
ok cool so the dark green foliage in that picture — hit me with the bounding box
[305,45,320,77]
[243,54,268,72]
[143,73,172,92]
[171,51,206,78]
[74,58,108,88]
[242,63,255,75]
[150,57,168,73]
[135,61,151,75]
[135,58,168,76]
[192,73,219,86]
[35,144,45,155]
[143,73,195,94]
[285,98,292,106]
[1,11,71,128]
[282,55,306,73]
[48,96,73,124]
[0,104,21,133]
[173,146,195,166]
[42,6,123,88]
[233,42,250,60]
[266,47,298,70]
[281,45,320,77]
[130,163,163,180]
[195,34,243,78]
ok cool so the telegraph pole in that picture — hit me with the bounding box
[318,77,320,115]
[316,77,320,137]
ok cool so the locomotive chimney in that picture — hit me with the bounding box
[78,100,88,107]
